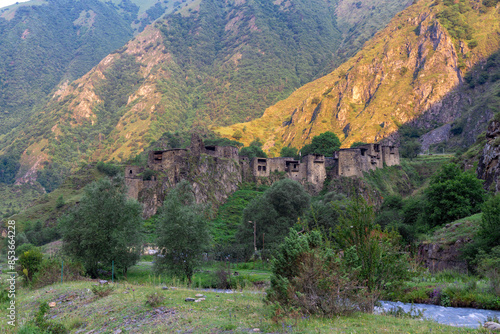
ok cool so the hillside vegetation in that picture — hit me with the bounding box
[0,0,194,143]
[0,0,412,191]
[217,0,500,156]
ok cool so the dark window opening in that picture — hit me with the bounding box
[258,166,262,171]
[257,159,267,163]
[129,170,133,174]
[263,166,266,171]
[205,146,216,151]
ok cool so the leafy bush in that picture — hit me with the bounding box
[425,163,484,227]
[59,177,142,278]
[19,302,69,334]
[477,246,500,296]
[335,198,411,292]
[145,292,166,307]
[236,179,310,259]
[0,154,20,184]
[18,248,44,284]
[91,284,115,298]
[31,257,84,289]
[155,181,210,285]
[279,146,299,159]
[300,132,340,157]
[96,161,121,177]
[267,230,377,316]
[239,142,267,159]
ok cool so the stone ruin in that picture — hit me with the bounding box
[125,134,400,216]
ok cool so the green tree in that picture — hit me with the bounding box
[464,194,500,261]
[280,146,299,159]
[155,181,211,284]
[236,179,310,259]
[335,197,410,292]
[59,177,142,278]
[425,163,484,227]
[239,141,267,159]
[300,131,341,157]
[400,139,421,160]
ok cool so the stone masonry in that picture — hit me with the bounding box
[125,134,400,216]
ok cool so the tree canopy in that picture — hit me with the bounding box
[155,181,211,284]
[236,179,310,259]
[301,132,341,157]
[59,177,142,278]
[425,163,484,227]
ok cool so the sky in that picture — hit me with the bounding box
[0,0,30,9]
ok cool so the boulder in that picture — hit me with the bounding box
[185,298,196,302]
[484,322,500,331]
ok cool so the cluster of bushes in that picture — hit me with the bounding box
[267,198,411,316]
[16,221,60,247]
[17,244,84,289]
[375,163,485,242]
[96,161,121,177]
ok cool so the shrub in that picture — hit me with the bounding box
[91,284,115,298]
[96,161,121,177]
[335,198,411,292]
[267,230,378,316]
[20,302,69,334]
[145,292,166,307]
[477,246,500,296]
[31,257,84,289]
[425,163,484,227]
[18,248,44,284]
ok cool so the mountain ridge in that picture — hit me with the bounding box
[216,0,500,156]
[0,0,414,191]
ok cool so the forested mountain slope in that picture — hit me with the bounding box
[0,0,193,137]
[0,0,412,191]
[217,0,500,156]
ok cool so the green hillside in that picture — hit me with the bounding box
[217,0,500,156]
[0,0,413,192]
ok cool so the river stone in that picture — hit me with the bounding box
[195,294,205,298]
[185,298,196,302]
[162,287,169,290]
[484,322,500,331]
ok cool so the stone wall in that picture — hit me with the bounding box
[126,135,400,217]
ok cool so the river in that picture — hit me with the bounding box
[377,301,500,328]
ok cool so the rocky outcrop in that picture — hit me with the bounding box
[218,0,500,156]
[420,124,452,152]
[127,136,242,218]
[477,118,500,194]
[418,239,469,273]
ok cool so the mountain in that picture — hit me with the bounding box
[0,0,413,191]
[0,0,194,137]
[216,0,500,156]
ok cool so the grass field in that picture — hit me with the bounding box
[1,279,489,333]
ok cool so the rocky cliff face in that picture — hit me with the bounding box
[217,0,500,156]
[477,117,500,194]
[418,240,469,273]
[137,154,242,218]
